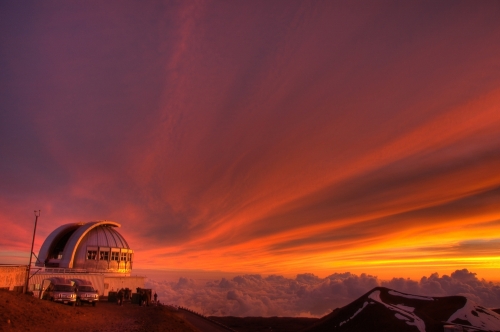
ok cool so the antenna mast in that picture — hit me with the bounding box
[25,210,40,293]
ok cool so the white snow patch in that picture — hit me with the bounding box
[369,290,426,332]
[448,299,500,331]
[339,301,369,327]
[395,304,415,312]
[395,313,409,321]
[389,290,434,301]
[369,290,382,302]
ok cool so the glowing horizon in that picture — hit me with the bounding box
[1,1,500,284]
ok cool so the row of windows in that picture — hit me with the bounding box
[86,250,132,262]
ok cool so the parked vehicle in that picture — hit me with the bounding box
[72,279,99,306]
[40,278,77,305]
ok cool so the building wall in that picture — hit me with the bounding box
[0,265,27,292]
[104,276,145,296]
[29,272,145,296]
[29,273,105,297]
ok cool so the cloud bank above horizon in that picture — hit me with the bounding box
[145,269,500,317]
[1,1,500,279]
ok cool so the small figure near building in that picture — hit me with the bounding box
[117,288,124,306]
[136,287,151,306]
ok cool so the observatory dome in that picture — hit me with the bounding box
[36,221,133,274]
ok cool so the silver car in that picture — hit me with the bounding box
[41,278,77,305]
[72,279,99,306]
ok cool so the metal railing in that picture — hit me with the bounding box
[43,268,88,274]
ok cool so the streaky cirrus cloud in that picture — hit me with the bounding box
[145,269,500,317]
[1,1,500,279]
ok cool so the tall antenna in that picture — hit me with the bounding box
[25,210,40,293]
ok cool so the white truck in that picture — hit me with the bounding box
[40,277,77,306]
[72,279,99,306]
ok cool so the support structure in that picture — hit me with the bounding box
[25,210,40,293]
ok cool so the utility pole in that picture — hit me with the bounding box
[25,210,40,293]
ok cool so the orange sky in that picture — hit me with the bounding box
[1,1,500,282]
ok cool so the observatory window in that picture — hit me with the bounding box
[120,253,127,261]
[100,251,109,261]
[87,250,97,260]
[111,252,119,261]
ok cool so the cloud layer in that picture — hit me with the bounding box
[1,1,500,279]
[146,269,500,317]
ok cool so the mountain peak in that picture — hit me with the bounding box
[303,287,500,332]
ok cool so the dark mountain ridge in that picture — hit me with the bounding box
[302,286,500,332]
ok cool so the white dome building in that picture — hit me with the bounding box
[36,221,133,274]
[29,221,143,297]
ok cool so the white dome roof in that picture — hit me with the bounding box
[78,224,130,249]
[36,221,133,274]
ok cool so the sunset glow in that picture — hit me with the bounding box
[1,1,500,285]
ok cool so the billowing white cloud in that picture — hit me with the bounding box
[146,269,500,317]
[383,269,500,308]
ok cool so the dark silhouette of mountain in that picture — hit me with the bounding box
[302,287,500,332]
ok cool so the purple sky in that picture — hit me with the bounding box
[1,1,500,280]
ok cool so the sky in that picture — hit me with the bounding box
[1,1,500,285]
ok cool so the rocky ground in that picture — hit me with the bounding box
[209,316,318,332]
[0,290,197,332]
[0,290,314,332]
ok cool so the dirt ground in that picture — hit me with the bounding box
[0,290,197,332]
[209,316,318,332]
[0,290,321,332]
